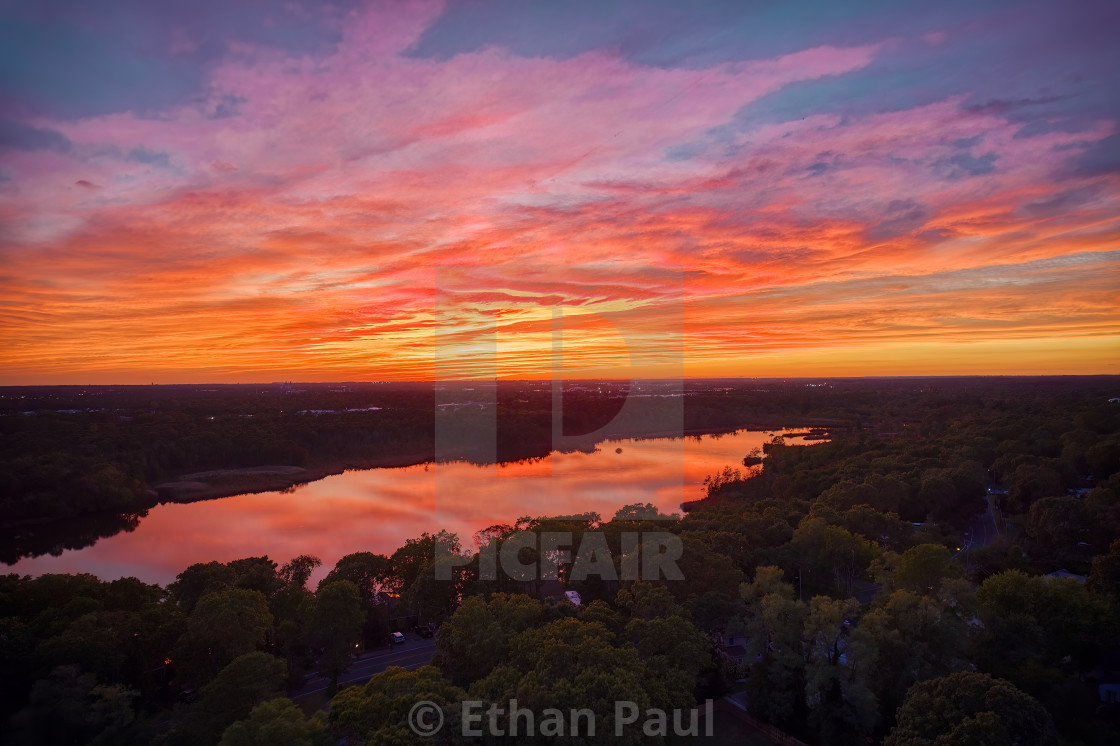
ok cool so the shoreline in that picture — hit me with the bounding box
[153,422,836,506]
[1,421,839,531]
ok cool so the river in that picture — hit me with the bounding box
[5,429,819,586]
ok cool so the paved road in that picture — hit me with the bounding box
[963,491,1000,556]
[293,635,437,698]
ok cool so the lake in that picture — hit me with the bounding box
[5,429,816,586]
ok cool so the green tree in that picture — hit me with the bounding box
[804,596,877,745]
[391,531,462,591]
[854,589,970,735]
[312,580,364,693]
[1025,497,1098,562]
[330,665,468,745]
[624,614,711,710]
[219,697,328,746]
[790,518,878,597]
[874,544,961,596]
[433,593,544,687]
[174,588,273,684]
[227,557,281,598]
[191,652,287,743]
[1088,538,1120,599]
[975,570,1114,674]
[168,562,235,614]
[884,672,1056,746]
[612,502,676,521]
[470,616,688,745]
[5,666,138,746]
[615,581,684,619]
[1005,463,1063,514]
[319,552,396,600]
[279,555,321,590]
[740,569,808,728]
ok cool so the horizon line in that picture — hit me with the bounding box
[3,373,1119,388]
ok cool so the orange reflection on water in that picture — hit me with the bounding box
[8,430,806,586]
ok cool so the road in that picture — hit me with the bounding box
[963,489,1000,556]
[293,634,437,698]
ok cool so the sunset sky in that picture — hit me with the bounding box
[1,0,1117,383]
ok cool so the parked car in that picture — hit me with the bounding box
[414,625,434,638]
[391,631,406,644]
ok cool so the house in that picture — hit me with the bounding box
[1085,649,1120,703]
[1044,569,1087,583]
[721,634,748,665]
[1099,677,1120,704]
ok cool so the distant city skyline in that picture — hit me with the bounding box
[1,0,1118,384]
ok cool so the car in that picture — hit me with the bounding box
[391,631,406,644]
[414,625,434,638]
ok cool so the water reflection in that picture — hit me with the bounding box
[5,430,813,586]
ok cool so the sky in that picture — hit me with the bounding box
[0,0,1117,383]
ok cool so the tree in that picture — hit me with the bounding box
[219,698,328,746]
[670,534,744,602]
[391,531,461,591]
[790,518,878,598]
[168,562,235,614]
[803,596,877,745]
[974,570,1114,674]
[624,614,711,710]
[739,570,808,729]
[1005,463,1063,514]
[433,594,515,687]
[924,464,987,528]
[471,616,689,745]
[612,502,675,521]
[854,589,970,735]
[739,565,795,606]
[312,580,364,693]
[615,581,684,619]
[174,589,273,684]
[1088,538,1120,599]
[227,557,281,598]
[840,504,910,550]
[319,552,396,600]
[279,555,321,590]
[330,665,468,745]
[5,665,138,746]
[875,544,960,596]
[191,652,287,743]
[1025,497,1098,562]
[403,554,470,625]
[884,672,1056,746]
